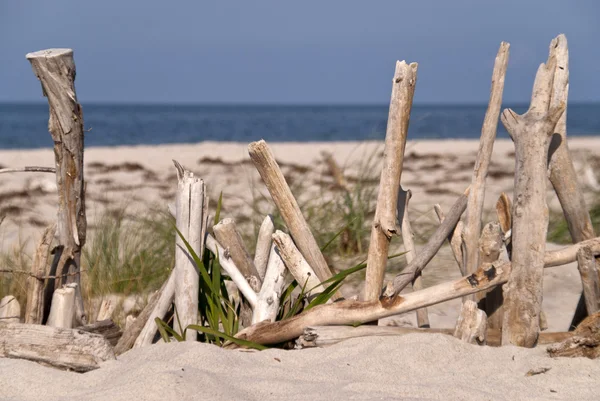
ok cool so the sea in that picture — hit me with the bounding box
[0,103,599,149]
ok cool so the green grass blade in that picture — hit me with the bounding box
[186,325,267,350]
[214,192,223,226]
[320,217,358,252]
[155,318,184,342]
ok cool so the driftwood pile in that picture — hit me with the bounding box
[1,34,600,372]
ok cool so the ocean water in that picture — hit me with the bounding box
[0,103,599,149]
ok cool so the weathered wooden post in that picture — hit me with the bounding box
[500,59,565,347]
[26,48,87,325]
[365,60,418,302]
[0,295,21,323]
[24,224,55,324]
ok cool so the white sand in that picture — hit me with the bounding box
[1,334,599,401]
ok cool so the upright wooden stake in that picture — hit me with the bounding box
[365,61,418,302]
[173,161,208,341]
[252,244,287,324]
[46,284,77,328]
[576,246,600,315]
[454,299,487,345]
[462,42,510,282]
[25,224,55,324]
[27,49,87,325]
[500,59,565,347]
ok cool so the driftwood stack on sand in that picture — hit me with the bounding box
[1,34,600,374]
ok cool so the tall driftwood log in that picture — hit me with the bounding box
[576,246,600,316]
[248,140,335,290]
[500,59,566,347]
[25,224,55,324]
[365,61,418,302]
[236,261,508,346]
[173,161,208,341]
[544,35,599,328]
[389,188,469,296]
[0,322,115,372]
[462,42,510,284]
[27,48,87,325]
[398,188,429,327]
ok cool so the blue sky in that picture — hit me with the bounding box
[1,0,598,104]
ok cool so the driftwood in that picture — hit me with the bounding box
[365,61,418,301]
[322,151,350,191]
[0,296,20,323]
[462,42,510,280]
[388,188,469,297]
[547,312,600,359]
[475,222,503,304]
[544,237,600,267]
[434,204,464,275]
[576,246,600,315]
[272,231,325,296]
[96,298,116,321]
[133,271,176,348]
[46,284,76,328]
[75,319,122,347]
[454,299,487,345]
[500,55,566,347]
[0,166,55,174]
[252,244,287,324]
[248,140,334,287]
[25,224,55,324]
[27,48,87,325]
[0,322,115,372]
[254,215,275,281]
[236,261,508,345]
[296,325,572,349]
[173,161,208,340]
[399,189,429,327]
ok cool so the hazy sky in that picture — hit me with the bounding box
[1,0,598,104]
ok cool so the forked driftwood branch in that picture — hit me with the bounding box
[500,55,566,347]
[27,48,87,325]
[365,61,418,302]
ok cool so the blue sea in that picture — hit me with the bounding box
[1,103,599,149]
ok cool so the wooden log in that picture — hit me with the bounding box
[252,244,287,324]
[399,188,429,328]
[235,261,509,346]
[115,281,167,355]
[547,312,600,359]
[500,58,566,347]
[365,61,418,302]
[173,161,207,341]
[214,218,261,288]
[24,224,55,324]
[46,283,77,328]
[0,296,20,323]
[296,325,572,349]
[454,299,487,345]
[576,246,600,315]
[272,231,325,296]
[0,322,115,372]
[544,237,600,267]
[27,48,87,325]
[248,140,334,287]
[254,215,275,281]
[133,270,176,348]
[96,298,115,322]
[205,234,258,308]
[476,222,503,304]
[433,204,464,275]
[75,319,122,347]
[388,188,469,297]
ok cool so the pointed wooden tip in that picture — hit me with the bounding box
[26,48,73,60]
[172,159,185,180]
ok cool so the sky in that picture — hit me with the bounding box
[0,0,598,104]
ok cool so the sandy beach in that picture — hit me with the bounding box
[1,138,599,400]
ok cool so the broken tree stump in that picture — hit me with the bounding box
[454,299,487,345]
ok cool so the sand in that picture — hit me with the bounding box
[1,138,599,399]
[1,334,599,401]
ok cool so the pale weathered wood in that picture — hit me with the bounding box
[75,319,122,347]
[133,270,176,348]
[214,218,261,289]
[500,56,566,347]
[0,322,115,372]
[576,246,600,315]
[476,222,503,304]
[0,296,20,323]
[272,231,325,296]
[25,224,55,324]
[205,234,258,308]
[544,237,600,267]
[399,188,429,327]
[27,48,87,325]
[388,188,469,297]
[0,166,55,174]
[46,284,77,328]
[254,215,275,281]
[96,298,115,322]
[434,204,464,275]
[236,261,508,346]
[252,244,287,324]
[173,161,208,341]
[321,151,350,192]
[547,312,600,359]
[248,140,334,288]
[365,61,418,302]
[495,192,513,259]
[454,299,487,344]
[463,42,510,284]
[115,281,167,355]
